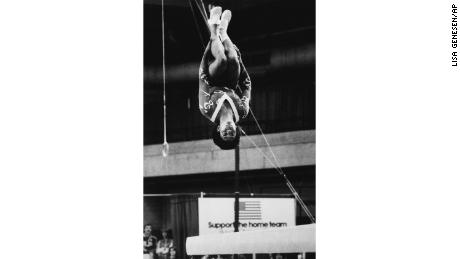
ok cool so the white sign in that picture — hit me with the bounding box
[198,197,296,235]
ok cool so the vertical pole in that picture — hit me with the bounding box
[233,144,240,259]
[234,144,240,232]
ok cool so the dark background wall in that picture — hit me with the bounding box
[144,197,164,231]
[144,0,315,145]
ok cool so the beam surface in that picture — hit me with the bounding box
[186,224,316,254]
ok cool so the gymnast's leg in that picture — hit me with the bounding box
[219,9,240,88]
[207,6,227,79]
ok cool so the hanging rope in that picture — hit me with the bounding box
[195,0,209,23]
[189,0,209,36]
[161,0,169,157]
[249,108,285,171]
[199,0,208,20]
[193,0,209,25]
[235,84,315,222]
[188,0,206,50]
[243,109,315,223]
[240,128,316,223]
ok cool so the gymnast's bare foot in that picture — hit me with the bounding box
[219,10,231,42]
[208,6,222,39]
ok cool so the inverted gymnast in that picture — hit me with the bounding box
[198,5,252,150]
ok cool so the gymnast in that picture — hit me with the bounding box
[198,5,252,150]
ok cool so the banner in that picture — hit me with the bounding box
[198,197,296,235]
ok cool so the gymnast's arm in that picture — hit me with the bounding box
[198,42,213,118]
[236,47,252,117]
[238,58,252,102]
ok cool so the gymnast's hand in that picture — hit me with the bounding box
[240,96,250,118]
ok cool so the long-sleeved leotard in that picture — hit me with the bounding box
[198,42,251,123]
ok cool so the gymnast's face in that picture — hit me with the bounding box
[219,120,236,141]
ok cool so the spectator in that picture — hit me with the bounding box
[156,229,174,259]
[144,224,157,259]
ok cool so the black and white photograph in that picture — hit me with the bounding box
[144,0,315,259]
[1,0,459,259]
